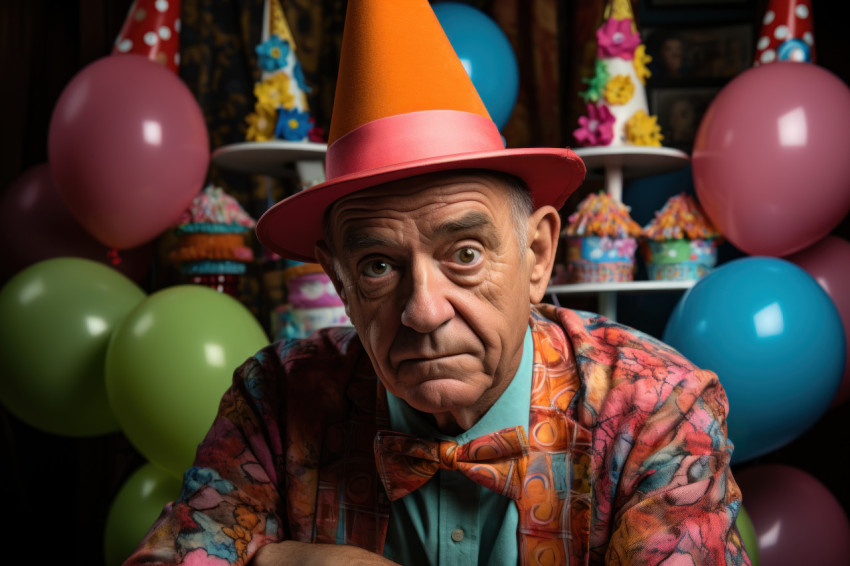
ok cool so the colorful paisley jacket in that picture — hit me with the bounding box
[125,304,751,565]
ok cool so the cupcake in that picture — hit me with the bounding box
[169,185,256,296]
[573,0,662,147]
[563,191,642,282]
[270,261,351,340]
[641,193,721,281]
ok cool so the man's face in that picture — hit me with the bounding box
[318,173,538,430]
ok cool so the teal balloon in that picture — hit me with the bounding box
[0,258,145,436]
[105,285,268,477]
[433,1,519,130]
[103,462,183,566]
[663,257,845,464]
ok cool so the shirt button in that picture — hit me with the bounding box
[451,528,465,542]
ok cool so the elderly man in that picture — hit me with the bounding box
[125,1,750,565]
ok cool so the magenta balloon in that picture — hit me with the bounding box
[736,464,850,565]
[0,163,153,283]
[693,62,850,256]
[48,54,209,250]
[786,236,850,407]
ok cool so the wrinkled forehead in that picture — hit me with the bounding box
[337,170,511,207]
[323,171,514,241]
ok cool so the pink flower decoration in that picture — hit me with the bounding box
[573,103,615,146]
[597,18,641,59]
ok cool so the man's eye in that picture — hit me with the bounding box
[455,247,481,264]
[363,260,393,277]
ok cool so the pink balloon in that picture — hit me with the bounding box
[735,464,850,565]
[786,236,850,407]
[0,164,153,283]
[48,54,209,250]
[693,62,850,256]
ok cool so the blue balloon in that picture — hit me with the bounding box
[663,257,845,464]
[432,2,519,130]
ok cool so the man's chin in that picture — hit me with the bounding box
[395,376,487,416]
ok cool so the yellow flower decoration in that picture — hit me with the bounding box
[245,106,276,142]
[603,75,634,105]
[626,110,663,146]
[633,44,652,85]
[253,72,296,113]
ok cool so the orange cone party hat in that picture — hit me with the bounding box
[113,0,182,73]
[754,0,815,66]
[256,0,586,262]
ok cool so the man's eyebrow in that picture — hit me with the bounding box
[340,211,499,254]
[341,231,395,254]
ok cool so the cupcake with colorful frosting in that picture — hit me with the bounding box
[573,0,662,147]
[641,192,721,281]
[169,184,256,296]
[563,191,642,282]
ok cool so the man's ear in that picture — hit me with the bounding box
[526,205,560,304]
[314,241,350,315]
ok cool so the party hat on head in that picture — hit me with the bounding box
[112,0,182,73]
[245,0,318,144]
[256,0,586,263]
[573,0,661,148]
[754,0,815,65]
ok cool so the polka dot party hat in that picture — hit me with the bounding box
[754,0,815,66]
[112,0,181,73]
[255,0,586,262]
[244,0,318,144]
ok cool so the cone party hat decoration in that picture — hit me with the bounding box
[256,0,586,262]
[754,0,815,65]
[112,0,182,73]
[245,0,317,143]
[573,0,662,147]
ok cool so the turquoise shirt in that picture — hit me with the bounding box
[382,328,533,566]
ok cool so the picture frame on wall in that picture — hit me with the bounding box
[643,23,753,83]
[651,87,720,151]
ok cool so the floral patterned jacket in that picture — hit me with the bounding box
[124,304,751,565]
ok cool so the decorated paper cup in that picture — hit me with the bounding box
[644,238,717,280]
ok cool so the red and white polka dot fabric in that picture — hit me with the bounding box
[754,0,815,66]
[112,0,181,73]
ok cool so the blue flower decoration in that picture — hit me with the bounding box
[256,35,291,72]
[777,38,812,63]
[293,60,312,93]
[275,107,312,141]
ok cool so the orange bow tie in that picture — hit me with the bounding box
[373,426,530,501]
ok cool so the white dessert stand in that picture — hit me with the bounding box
[211,140,328,186]
[548,145,691,321]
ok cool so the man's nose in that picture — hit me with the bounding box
[400,259,455,333]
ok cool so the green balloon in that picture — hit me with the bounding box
[103,462,183,566]
[0,258,146,436]
[737,506,760,566]
[105,285,268,476]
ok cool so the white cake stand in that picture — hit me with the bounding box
[573,145,689,201]
[211,140,328,184]
[551,145,690,320]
